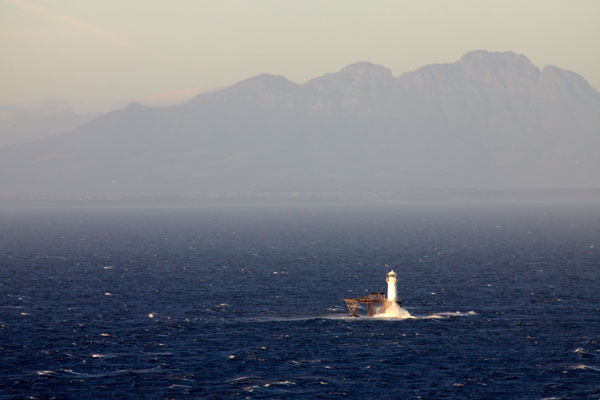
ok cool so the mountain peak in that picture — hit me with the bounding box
[219,73,299,98]
[459,50,537,71]
[189,73,298,106]
[304,61,393,92]
[231,73,298,90]
[337,62,393,79]
[124,101,145,109]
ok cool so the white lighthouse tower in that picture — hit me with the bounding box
[386,270,397,302]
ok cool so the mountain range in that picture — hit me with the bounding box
[1,50,599,200]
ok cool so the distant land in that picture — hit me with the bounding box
[0,100,96,148]
[1,50,599,204]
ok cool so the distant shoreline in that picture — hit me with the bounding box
[2,188,599,208]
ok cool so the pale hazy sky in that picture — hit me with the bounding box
[1,0,599,112]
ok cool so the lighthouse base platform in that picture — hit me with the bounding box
[342,293,402,317]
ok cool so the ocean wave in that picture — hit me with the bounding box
[237,309,476,322]
[60,366,164,378]
[569,364,600,372]
[417,311,477,319]
[91,353,118,359]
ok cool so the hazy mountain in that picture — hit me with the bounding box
[0,100,96,148]
[1,50,599,199]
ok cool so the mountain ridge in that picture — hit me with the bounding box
[1,50,598,198]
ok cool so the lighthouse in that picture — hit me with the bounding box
[342,269,410,318]
[386,270,397,301]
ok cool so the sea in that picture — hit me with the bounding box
[0,204,598,399]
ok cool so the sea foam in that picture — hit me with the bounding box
[374,301,413,319]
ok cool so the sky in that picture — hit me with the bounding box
[1,0,599,112]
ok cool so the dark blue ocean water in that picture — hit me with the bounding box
[0,204,599,399]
